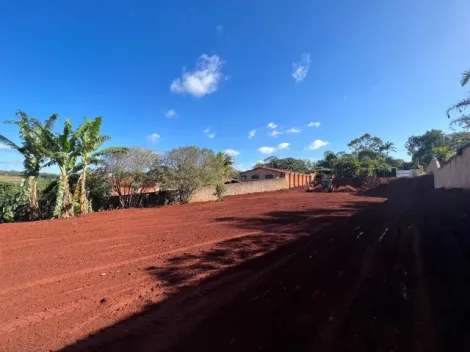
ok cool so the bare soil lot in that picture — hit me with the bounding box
[2,177,470,351]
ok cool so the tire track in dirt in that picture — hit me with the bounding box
[0,230,261,295]
[0,190,383,351]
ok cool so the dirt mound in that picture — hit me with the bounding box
[336,185,357,193]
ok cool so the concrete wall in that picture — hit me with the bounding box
[427,146,470,189]
[190,178,289,203]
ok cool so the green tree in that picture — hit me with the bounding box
[332,154,359,178]
[101,147,160,208]
[213,152,234,180]
[0,110,57,219]
[447,69,470,129]
[447,131,470,150]
[405,130,470,165]
[359,156,376,176]
[380,141,396,156]
[315,151,338,172]
[405,129,446,165]
[261,156,314,173]
[36,119,78,218]
[432,145,455,164]
[159,146,219,204]
[348,133,384,155]
[85,171,114,211]
[74,117,127,214]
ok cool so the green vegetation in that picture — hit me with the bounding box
[0,112,125,222]
[100,147,160,208]
[315,134,402,178]
[405,130,470,165]
[256,156,314,173]
[158,146,233,204]
[74,117,127,214]
[0,111,58,219]
[214,183,227,201]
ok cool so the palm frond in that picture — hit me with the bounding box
[40,159,57,169]
[447,97,470,118]
[44,113,59,130]
[450,114,470,129]
[93,146,128,157]
[461,70,470,87]
[0,135,21,151]
[71,162,85,174]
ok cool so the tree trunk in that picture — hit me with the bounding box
[62,172,74,218]
[27,176,39,220]
[79,166,89,214]
[54,170,74,218]
[54,171,65,217]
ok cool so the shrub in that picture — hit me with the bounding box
[0,181,27,223]
[214,183,226,201]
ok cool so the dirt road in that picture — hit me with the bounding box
[2,177,470,351]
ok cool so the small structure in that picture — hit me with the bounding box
[239,166,314,188]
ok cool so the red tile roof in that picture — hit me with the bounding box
[240,166,292,174]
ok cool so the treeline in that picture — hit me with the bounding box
[0,111,235,223]
[255,134,405,178]
[257,128,470,179]
[0,170,58,180]
[315,134,403,178]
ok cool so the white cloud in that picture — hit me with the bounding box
[0,144,13,150]
[307,121,321,128]
[234,164,247,171]
[147,133,160,143]
[224,149,240,157]
[258,146,276,155]
[292,53,311,82]
[269,130,282,137]
[170,54,224,97]
[258,142,289,154]
[267,122,278,129]
[165,109,177,118]
[248,129,257,139]
[204,127,216,139]
[307,139,329,150]
[287,128,301,134]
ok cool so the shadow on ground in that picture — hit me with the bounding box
[62,189,391,352]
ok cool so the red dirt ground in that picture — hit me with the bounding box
[2,178,470,351]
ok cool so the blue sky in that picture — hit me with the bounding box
[1,0,469,171]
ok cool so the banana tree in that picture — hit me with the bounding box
[0,110,57,219]
[214,152,234,179]
[74,117,127,214]
[36,119,78,218]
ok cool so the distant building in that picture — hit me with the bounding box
[239,166,314,188]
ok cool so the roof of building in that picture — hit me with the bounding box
[239,166,295,174]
